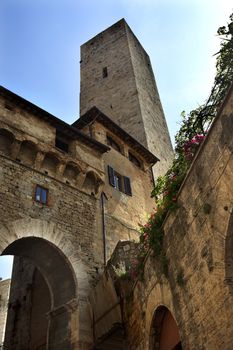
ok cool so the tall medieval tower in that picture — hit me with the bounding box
[80,19,173,178]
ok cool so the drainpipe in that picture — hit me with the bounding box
[100,192,108,266]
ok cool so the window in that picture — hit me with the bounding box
[55,131,69,153]
[35,185,48,204]
[114,172,123,192]
[103,67,108,78]
[129,152,141,168]
[108,165,132,196]
[106,135,121,153]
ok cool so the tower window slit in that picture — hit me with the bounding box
[103,67,108,78]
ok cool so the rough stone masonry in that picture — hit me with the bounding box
[0,18,232,350]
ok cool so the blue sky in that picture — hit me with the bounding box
[0,0,232,279]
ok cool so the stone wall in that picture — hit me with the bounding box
[3,257,50,350]
[93,85,233,349]
[80,19,173,178]
[121,85,233,349]
[0,85,157,348]
[125,23,173,178]
[89,121,156,259]
[0,278,10,345]
[0,91,108,348]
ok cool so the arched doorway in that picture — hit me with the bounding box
[150,306,182,350]
[1,237,77,350]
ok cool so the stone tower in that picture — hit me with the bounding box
[80,19,173,178]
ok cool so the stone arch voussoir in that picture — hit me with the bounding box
[0,218,90,294]
[145,282,174,334]
[0,217,93,348]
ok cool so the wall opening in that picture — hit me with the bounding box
[0,256,12,348]
[150,306,182,350]
[0,129,15,156]
[1,237,77,350]
[225,212,233,293]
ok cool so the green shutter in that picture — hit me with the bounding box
[108,165,115,187]
[124,176,132,196]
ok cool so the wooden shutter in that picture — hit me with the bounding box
[124,176,132,196]
[108,165,115,187]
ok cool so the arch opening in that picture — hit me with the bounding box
[82,171,103,196]
[0,128,15,156]
[18,140,38,166]
[42,153,59,176]
[149,306,182,350]
[64,162,81,185]
[1,237,77,350]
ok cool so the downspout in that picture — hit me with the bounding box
[100,192,108,266]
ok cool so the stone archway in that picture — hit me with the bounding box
[2,237,77,350]
[149,305,182,350]
[0,218,92,350]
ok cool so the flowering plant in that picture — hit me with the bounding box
[133,133,206,279]
[183,134,205,160]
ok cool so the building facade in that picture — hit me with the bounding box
[0,19,232,350]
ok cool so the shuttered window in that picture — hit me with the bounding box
[107,165,132,196]
[124,176,132,196]
[108,166,115,187]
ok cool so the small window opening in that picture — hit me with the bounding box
[35,185,48,205]
[114,172,123,192]
[108,166,132,196]
[55,130,69,153]
[129,152,141,168]
[107,136,121,153]
[103,67,108,78]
